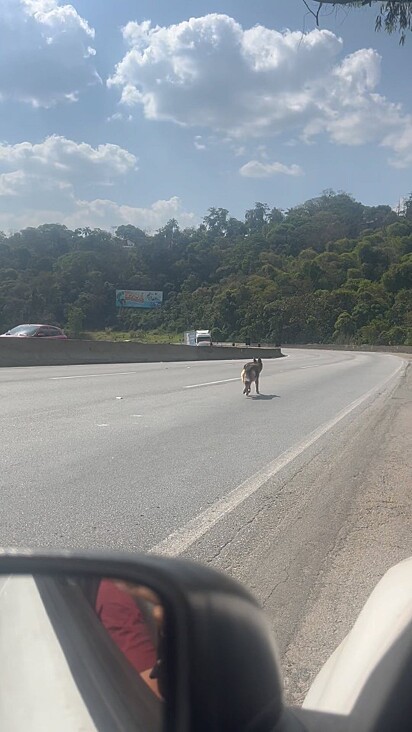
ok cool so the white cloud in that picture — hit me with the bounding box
[0,0,100,106]
[240,160,304,178]
[108,15,341,135]
[66,196,197,231]
[194,135,206,150]
[0,196,197,233]
[300,49,410,148]
[107,112,134,123]
[108,13,412,166]
[0,135,195,231]
[382,125,412,169]
[0,136,137,196]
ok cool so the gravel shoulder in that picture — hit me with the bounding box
[282,359,412,705]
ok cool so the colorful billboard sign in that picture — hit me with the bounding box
[115,290,163,309]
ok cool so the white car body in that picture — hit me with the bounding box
[303,556,412,715]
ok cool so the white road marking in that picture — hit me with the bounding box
[51,371,137,380]
[48,358,283,382]
[0,576,11,599]
[185,377,239,389]
[150,360,405,557]
[97,424,109,428]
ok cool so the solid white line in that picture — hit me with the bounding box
[185,377,239,389]
[0,576,11,599]
[51,371,137,380]
[150,360,405,557]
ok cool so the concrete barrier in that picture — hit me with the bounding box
[282,343,412,354]
[0,339,284,368]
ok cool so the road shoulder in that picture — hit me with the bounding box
[282,360,412,704]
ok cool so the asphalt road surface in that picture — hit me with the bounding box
[0,349,403,555]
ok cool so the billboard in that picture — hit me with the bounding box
[115,290,163,309]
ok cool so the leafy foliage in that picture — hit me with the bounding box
[0,192,411,346]
[311,2,412,44]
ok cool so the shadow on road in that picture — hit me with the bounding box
[249,394,280,401]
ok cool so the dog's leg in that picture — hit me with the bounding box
[241,369,247,394]
[255,376,260,395]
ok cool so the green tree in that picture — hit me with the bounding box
[0,191,410,346]
[403,193,412,220]
[333,312,356,343]
[382,255,412,292]
[66,306,85,339]
[115,224,147,245]
[203,208,229,237]
[245,203,270,233]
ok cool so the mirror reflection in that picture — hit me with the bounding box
[0,574,166,732]
[95,578,164,699]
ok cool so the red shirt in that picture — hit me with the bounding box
[96,579,157,674]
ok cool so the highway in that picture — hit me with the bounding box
[0,349,403,554]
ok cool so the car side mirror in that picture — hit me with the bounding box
[2,550,410,732]
[0,549,291,732]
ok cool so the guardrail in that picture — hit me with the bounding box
[0,339,284,368]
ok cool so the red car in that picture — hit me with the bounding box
[0,324,68,339]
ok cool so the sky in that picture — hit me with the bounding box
[0,0,411,232]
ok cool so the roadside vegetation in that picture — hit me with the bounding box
[0,191,411,345]
[84,329,182,343]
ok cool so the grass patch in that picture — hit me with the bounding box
[85,329,182,344]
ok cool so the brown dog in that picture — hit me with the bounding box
[241,357,263,396]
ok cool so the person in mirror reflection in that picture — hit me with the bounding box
[95,579,162,699]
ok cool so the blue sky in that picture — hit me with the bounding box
[0,0,411,232]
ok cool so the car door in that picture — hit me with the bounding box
[36,326,50,338]
[46,326,62,338]
[39,326,62,338]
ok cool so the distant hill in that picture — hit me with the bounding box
[0,191,411,346]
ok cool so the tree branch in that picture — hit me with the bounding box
[302,1,324,26]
